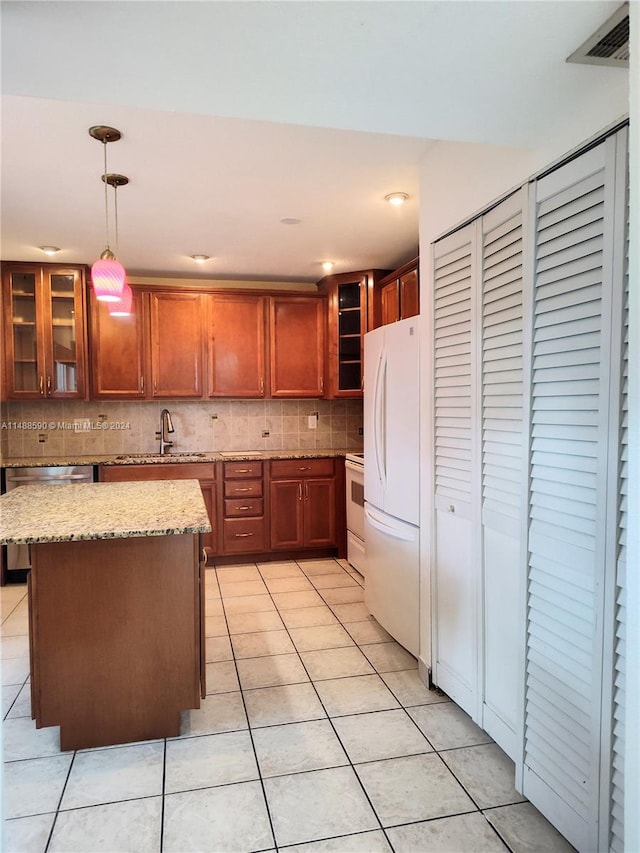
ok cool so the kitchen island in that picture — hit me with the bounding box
[0,479,211,751]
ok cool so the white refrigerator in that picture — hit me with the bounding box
[364,317,420,656]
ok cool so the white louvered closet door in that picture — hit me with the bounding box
[432,222,481,718]
[480,189,525,760]
[520,130,628,853]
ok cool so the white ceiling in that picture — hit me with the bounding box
[0,1,628,283]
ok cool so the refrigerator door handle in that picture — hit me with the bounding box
[372,349,386,488]
[365,504,416,542]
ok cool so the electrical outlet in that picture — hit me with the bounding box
[358,427,364,436]
[38,433,47,443]
[211,414,218,421]
[308,414,318,430]
[97,413,107,423]
[262,430,270,437]
[73,419,91,433]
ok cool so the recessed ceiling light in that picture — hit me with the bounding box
[280,217,301,226]
[39,246,60,255]
[190,254,210,264]
[384,192,409,206]
[321,261,335,272]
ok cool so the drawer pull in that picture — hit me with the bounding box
[298,466,311,471]
[238,505,251,510]
[235,468,250,473]
[235,487,252,492]
[235,532,254,538]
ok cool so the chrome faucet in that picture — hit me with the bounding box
[158,408,175,455]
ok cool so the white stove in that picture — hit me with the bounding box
[344,452,366,575]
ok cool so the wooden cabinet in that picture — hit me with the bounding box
[149,292,204,397]
[221,461,266,553]
[207,293,266,397]
[317,270,390,398]
[28,532,202,750]
[90,287,147,398]
[269,296,325,397]
[2,262,88,399]
[376,258,419,327]
[99,462,217,559]
[90,288,204,399]
[269,458,337,550]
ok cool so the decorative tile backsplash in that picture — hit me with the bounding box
[1,399,364,459]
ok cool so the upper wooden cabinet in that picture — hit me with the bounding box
[2,262,88,399]
[317,270,390,398]
[377,258,420,327]
[149,292,204,397]
[269,296,325,397]
[90,287,147,398]
[207,293,266,397]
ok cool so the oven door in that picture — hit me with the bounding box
[345,459,365,544]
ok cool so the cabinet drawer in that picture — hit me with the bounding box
[225,498,264,518]
[101,462,216,481]
[223,461,263,479]
[223,518,266,553]
[270,458,335,478]
[224,479,263,499]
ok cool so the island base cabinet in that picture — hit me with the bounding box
[29,533,202,751]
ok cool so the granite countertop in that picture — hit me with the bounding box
[1,449,356,468]
[0,480,212,545]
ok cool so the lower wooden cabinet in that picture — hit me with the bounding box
[99,456,345,562]
[221,461,266,554]
[269,458,337,550]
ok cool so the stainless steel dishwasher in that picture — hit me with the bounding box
[4,465,95,580]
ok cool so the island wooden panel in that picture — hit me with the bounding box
[29,532,202,751]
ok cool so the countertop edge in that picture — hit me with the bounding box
[0,449,358,468]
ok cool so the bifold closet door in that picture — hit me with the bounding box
[519,129,627,853]
[480,189,525,759]
[431,222,480,718]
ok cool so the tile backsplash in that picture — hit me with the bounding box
[1,399,364,459]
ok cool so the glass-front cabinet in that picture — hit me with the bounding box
[318,269,390,398]
[2,263,87,399]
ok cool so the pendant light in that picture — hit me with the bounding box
[102,173,133,317]
[89,126,126,302]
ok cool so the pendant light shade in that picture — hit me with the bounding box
[92,250,126,302]
[89,126,127,302]
[108,282,133,316]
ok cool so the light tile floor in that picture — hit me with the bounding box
[1,558,576,853]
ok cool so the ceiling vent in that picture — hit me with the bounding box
[567,2,629,68]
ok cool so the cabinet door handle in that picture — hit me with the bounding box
[298,483,303,501]
[320,375,324,394]
[46,375,52,395]
[260,377,264,394]
[153,377,157,394]
[305,483,309,501]
[39,376,44,396]
[235,532,253,538]
[140,376,144,395]
[202,548,208,565]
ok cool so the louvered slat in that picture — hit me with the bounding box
[434,236,472,503]
[482,208,523,524]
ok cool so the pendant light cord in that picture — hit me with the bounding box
[103,141,111,250]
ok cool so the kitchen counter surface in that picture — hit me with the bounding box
[0,448,357,468]
[0,479,211,545]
